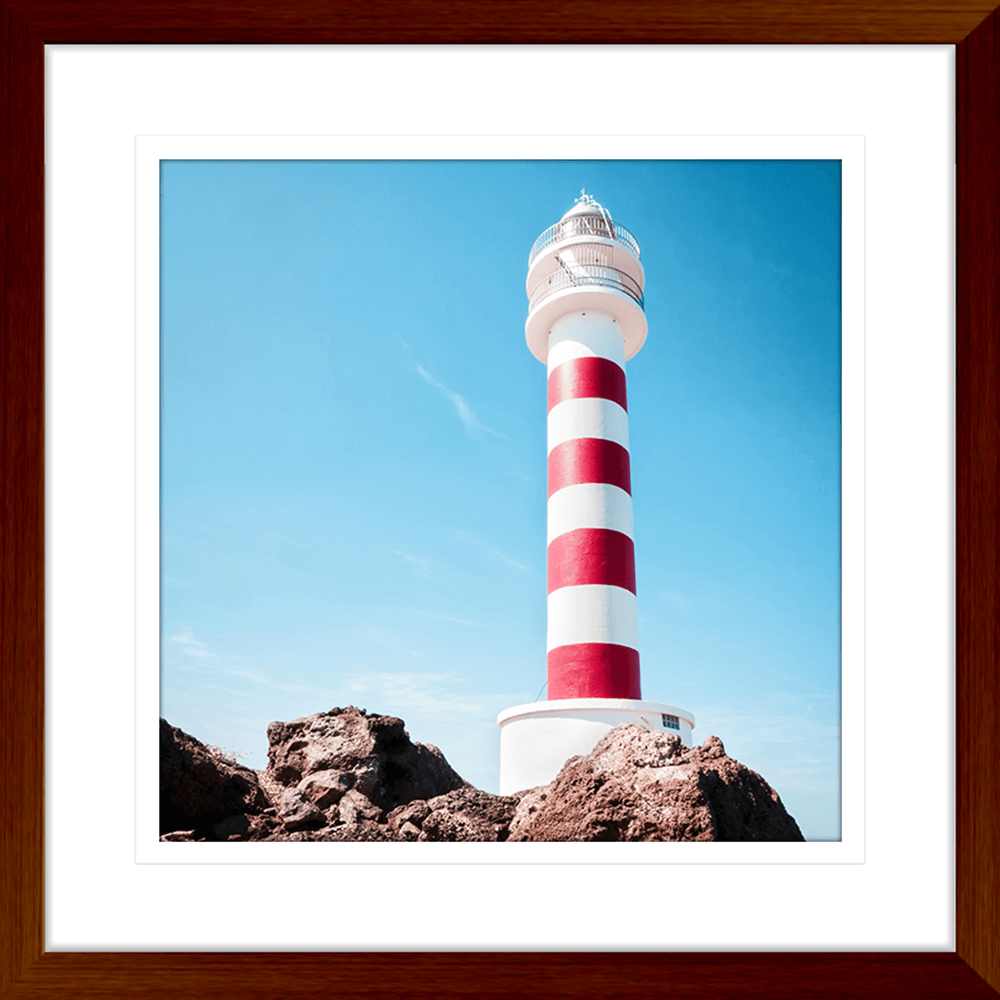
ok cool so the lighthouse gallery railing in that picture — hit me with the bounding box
[528,217,641,268]
[528,264,645,311]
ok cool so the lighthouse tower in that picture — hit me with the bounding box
[497,192,695,794]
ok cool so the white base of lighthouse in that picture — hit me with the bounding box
[497,698,695,795]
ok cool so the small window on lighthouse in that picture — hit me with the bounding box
[662,714,680,730]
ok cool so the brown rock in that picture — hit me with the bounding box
[264,706,465,815]
[338,788,384,825]
[297,769,352,809]
[266,707,376,785]
[245,813,282,841]
[159,718,268,840]
[416,787,520,842]
[277,787,326,832]
[162,710,805,844]
[305,822,401,842]
[386,799,432,834]
[508,725,805,842]
[159,830,196,842]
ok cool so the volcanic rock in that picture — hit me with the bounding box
[264,706,466,817]
[159,718,269,840]
[276,787,326,832]
[159,829,197,842]
[298,769,352,809]
[159,710,804,843]
[338,787,384,825]
[212,813,251,840]
[507,725,804,842]
[387,799,431,833]
[388,787,520,842]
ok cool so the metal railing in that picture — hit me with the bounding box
[528,264,645,311]
[528,217,641,267]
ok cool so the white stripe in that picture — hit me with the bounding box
[548,312,626,371]
[547,397,629,455]
[547,483,634,544]
[546,585,638,651]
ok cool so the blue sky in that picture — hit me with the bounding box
[160,159,841,841]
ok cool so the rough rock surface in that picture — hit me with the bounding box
[160,710,803,842]
[159,718,272,841]
[264,706,466,820]
[388,787,520,842]
[160,707,468,842]
[507,726,804,842]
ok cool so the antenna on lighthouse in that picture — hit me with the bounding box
[575,188,615,231]
[497,196,695,795]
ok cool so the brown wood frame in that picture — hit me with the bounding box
[2,3,998,997]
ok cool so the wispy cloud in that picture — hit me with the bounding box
[695,694,840,793]
[389,547,436,579]
[263,529,311,552]
[454,529,535,574]
[167,628,336,697]
[339,669,530,789]
[170,628,218,660]
[164,627,522,792]
[415,363,504,439]
[344,670,494,724]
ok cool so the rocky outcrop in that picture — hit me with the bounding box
[159,710,803,842]
[159,707,470,842]
[159,718,274,841]
[507,726,803,842]
[263,706,467,829]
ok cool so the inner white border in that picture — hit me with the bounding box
[47,46,954,951]
[135,133,864,866]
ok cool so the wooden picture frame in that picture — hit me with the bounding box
[2,3,997,996]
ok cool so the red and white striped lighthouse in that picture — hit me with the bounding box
[498,193,694,794]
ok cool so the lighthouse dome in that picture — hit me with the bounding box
[552,193,619,245]
[560,199,607,221]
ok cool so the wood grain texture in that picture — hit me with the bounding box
[957,8,1000,993]
[5,952,1000,999]
[1,1,997,997]
[0,4,45,996]
[0,0,996,43]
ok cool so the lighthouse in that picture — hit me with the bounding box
[497,192,695,794]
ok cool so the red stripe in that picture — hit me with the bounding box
[548,438,631,498]
[547,644,641,700]
[547,528,636,594]
[548,356,627,413]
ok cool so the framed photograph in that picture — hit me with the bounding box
[3,4,998,997]
[140,136,859,866]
